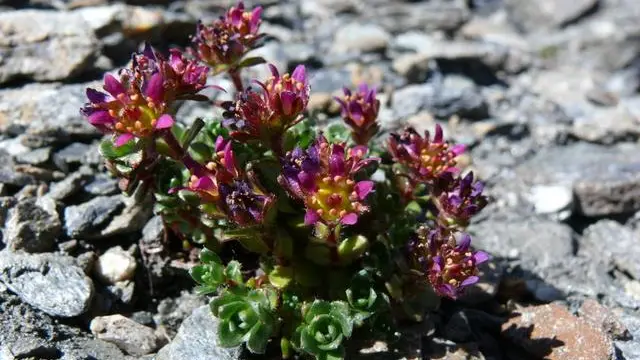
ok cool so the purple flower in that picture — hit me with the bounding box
[278,135,378,226]
[80,68,174,147]
[182,137,275,227]
[410,226,489,299]
[388,125,465,183]
[191,2,264,73]
[334,83,381,145]
[164,49,209,100]
[223,64,309,144]
[434,172,488,228]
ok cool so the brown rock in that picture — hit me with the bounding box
[501,303,615,360]
[578,299,630,340]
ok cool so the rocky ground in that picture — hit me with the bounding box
[1,0,640,359]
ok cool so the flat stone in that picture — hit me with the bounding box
[84,174,118,196]
[502,303,614,359]
[333,23,391,53]
[527,184,574,220]
[90,314,160,356]
[0,10,99,84]
[3,197,61,253]
[100,195,153,237]
[579,299,630,340]
[504,0,599,32]
[0,251,94,317]
[515,143,640,216]
[64,195,124,238]
[48,168,93,201]
[14,147,51,165]
[155,306,242,360]
[373,2,470,34]
[580,220,640,280]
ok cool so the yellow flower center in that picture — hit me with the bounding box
[308,175,360,222]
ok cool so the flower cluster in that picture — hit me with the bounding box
[223,65,309,147]
[408,227,489,299]
[192,1,264,74]
[334,84,381,145]
[279,136,377,226]
[83,2,491,359]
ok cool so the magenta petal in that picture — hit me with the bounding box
[461,276,479,287]
[280,91,296,116]
[155,114,175,129]
[250,7,263,30]
[340,213,358,225]
[145,73,164,103]
[88,110,114,125]
[433,124,444,143]
[214,136,227,152]
[223,142,236,173]
[291,65,306,83]
[451,144,466,156]
[354,181,374,200]
[193,176,215,191]
[473,251,490,264]
[104,74,125,97]
[115,133,134,147]
[304,209,319,225]
[86,88,107,103]
[457,233,471,250]
[348,102,364,123]
[268,64,280,79]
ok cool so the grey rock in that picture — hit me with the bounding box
[142,215,164,244]
[53,142,100,172]
[56,337,135,360]
[94,246,137,284]
[505,0,599,32]
[90,314,160,356]
[0,10,99,84]
[154,291,207,337]
[615,311,640,360]
[515,143,640,216]
[332,23,391,53]
[372,2,470,34]
[104,280,135,305]
[100,195,153,237]
[309,68,353,93]
[581,220,640,280]
[469,218,574,267]
[4,197,60,253]
[14,147,51,165]
[527,184,574,220]
[0,151,34,188]
[155,305,242,360]
[64,195,124,238]
[391,79,489,122]
[0,82,102,142]
[84,175,119,196]
[48,168,93,201]
[0,197,16,227]
[0,251,94,317]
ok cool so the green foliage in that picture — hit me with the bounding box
[294,300,353,360]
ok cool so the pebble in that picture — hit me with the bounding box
[64,195,124,238]
[0,251,94,317]
[94,246,137,284]
[332,23,391,53]
[502,303,615,360]
[579,299,630,340]
[528,184,574,220]
[90,314,160,356]
[3,197,61,253]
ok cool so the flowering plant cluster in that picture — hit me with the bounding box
[82,2,489,358]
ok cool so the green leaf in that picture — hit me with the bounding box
[238,56,267,68]
[99,139,137,159]
[274,228,294,259]
[224,261,244,285]
[217,319,246,348]
[200,248,222,265]
[281,337,292,359]
[329,302,353,338]
[189,142,213,163]
[268,266,293,289]
[305,243,331,266]
[337,235,369,264]
[182,118,205,148]
[300,327,322,355]
[246,323,271,354]
[217,301,247,320]
[304,300,332,323]
[319,347,345,360]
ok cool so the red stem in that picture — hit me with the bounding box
[161,130,207,174]
[229,69,244,93]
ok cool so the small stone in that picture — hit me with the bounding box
[76,251,97,275]
[502,303,615,360]
[0,251,94,317]
[53,143,95,172]
[581,220,640,280]
[142,216,164,245]
[4,197,61,253]
[48,169,93,201]
[94,246,137,284]
[426,338,485,360]
[528,184,574,220]
[100,195,153,237]
[504,0,599,32]
[333,23,391,53]
[104,280,135,304]
[64,195,123,238]
[14,147,51,165]
[84,175,119,196]
[525,279,564,302]
[90,314,160,356]
[579,299,630,340]
[155,306,242,360]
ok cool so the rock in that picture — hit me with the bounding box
[504,0,599,32]
[580,220,640,280]
[104,280,135,305]
[64,195,124,238]
[100,194,154,237]
[579,299,630,340]
[515,143,640,216]
[154,291,207,338]
[0,251,94,317]
[527,184,574,220]
[14,147,51,165]
[309,68,353,93]
[469,218,574,267]
[3,197,60,253]
[373,2,470,34]
[615,311,640,360]
[94,246,137,284]
[502,303,615,360]
[332,23,391,53]
[0,197,16,226]
[142,215,164,244]
[155,306,242,360]
[0,10,99,84]
[0,82,102,142]
[53,142,98,171]
[0,151,34,189]
[90,314,160,356]
[84,175,119,196]
[48,168,93,201]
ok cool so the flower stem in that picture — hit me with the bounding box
[161,130,207,174]
[229,69,244,92]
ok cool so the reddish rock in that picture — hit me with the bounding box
[579,299,630,340]
[501,303,615,360]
